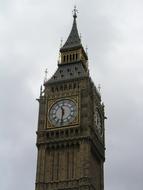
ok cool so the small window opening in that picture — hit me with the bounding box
[73,54,75,60]
[64,56,66,62]
[67,55,69,62]
[64,84,67,90]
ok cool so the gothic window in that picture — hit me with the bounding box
[60,85,63,91]
[73,54,75,60]
[56,132,59,138]
[56,87,58,92]
[60,130,64,136]
[64,55,66,62]
[51,131,54,137]
[69,84,72,89]
[51,87,54,92]
[47,132,49,138]
[65,130,69,136]
[75,128,79,134]
[67,55,69,62]
[70,128,73,134]
[73,83,76,89]
[64,84,67,90]
[78,71,81,75]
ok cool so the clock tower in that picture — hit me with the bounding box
[35,7,105,190]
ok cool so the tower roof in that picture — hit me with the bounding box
[60,7,82,52]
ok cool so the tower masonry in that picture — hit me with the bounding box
[35,8,106,190]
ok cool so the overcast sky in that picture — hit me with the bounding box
[0,0,143,190]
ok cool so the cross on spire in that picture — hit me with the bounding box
[73,5,78,19]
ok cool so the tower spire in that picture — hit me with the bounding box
[59,6,88,67]
[60,6,81,52]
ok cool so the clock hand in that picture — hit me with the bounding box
[61,106,65,121]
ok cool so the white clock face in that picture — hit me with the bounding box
[49,99,77,127]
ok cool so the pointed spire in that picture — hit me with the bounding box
[60,6,81,52]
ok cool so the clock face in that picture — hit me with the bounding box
[49,99,77,127]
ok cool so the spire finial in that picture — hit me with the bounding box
[86,45,88,55]
[44,68,48,83]
[73,5,78,19]
[60,38,63,48]
[98,84,101,93]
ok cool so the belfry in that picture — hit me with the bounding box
[35,7,105,190]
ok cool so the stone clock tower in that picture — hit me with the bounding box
[35,7,105,190]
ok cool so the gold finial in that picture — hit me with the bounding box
[72,5,78,19]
